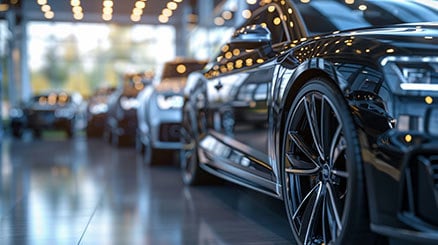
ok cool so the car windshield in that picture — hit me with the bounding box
[294,0,438,35]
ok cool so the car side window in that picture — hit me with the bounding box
[245,4,288,46]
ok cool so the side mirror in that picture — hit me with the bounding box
[230,24,272,49]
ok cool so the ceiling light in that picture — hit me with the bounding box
[222,10,232,20]
[135,1,146,9]
[103,8,113,14]
[130,1,146,22]
[102,13,112,21]
[167,2,177,10]
[158,15,169,23]
[41,4,50,12]
[131,14,141,22]
[162,8,172,17]
[37,0,47,5]
[103,0,113,8]
[74,12,84,20]
[70,0,84,21]
[102,0,113,21]
[157,1,182,24]
[242,9,252,19]
[70,0,80,7]
[214,17,225,26]
[133,8,143,15]
[72,6,82,13]
[44,11,54,19]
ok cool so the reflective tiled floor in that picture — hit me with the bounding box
[0,133,294,245]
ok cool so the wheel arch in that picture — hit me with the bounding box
[275,59,361,199]
[279,66,346,148]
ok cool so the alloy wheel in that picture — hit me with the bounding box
[283,82,354,245]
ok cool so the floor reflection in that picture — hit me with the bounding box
[0,134,293,245]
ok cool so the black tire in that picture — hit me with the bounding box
[103,128,112,144]
[180,102,210,185]
[282,78,373,245]
[66,123,74,139]
[33,129,42,139]
[12,127,23,138]
[86,127,101,138]
[137,134,171,166]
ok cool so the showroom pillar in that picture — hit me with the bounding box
[174,2,190,57]
[6,5,30,107]
[198,0,213,28]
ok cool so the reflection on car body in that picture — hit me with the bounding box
[136,59,207,165]
[180,0,438,244]
[10,90,82,138]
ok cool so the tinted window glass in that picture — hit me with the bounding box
[293,0,438,35]
[245,4,288,44]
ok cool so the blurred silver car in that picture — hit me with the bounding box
[136,59,207,165]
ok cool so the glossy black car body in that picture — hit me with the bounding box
[180,0,438,244]
[105,72,152,146]
[10,91,82,138]
[86,86,116,137]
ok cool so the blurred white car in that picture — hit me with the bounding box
[136,59,207,165]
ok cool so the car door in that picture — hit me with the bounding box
[200,3,292,190]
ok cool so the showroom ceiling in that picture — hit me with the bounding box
[0,0,223,25]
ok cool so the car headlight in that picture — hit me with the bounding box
[89,103,108,114]
[55,108,75,118]
[381,56,438,92]
[120,96,139,110]
[156,94,184,110]
[9,108,23,118]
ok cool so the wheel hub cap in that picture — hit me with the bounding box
[322,164,331,182]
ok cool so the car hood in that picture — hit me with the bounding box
[328,23,438,52]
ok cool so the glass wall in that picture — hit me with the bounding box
[28,22,175,98]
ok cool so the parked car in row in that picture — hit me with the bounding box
[179,0,438,244]
[85,86,116,137]
[136,59,207,165]
[10,90,83,138]
[104,72,153,146]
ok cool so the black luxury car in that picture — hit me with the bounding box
[10,90,83,138]
[180,0,438,244]
[86,86,116,137]
[104,72,153,146]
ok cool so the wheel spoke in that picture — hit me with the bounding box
[326,183,343,235]
[322,194,329,245]
[329,125,345,167]
[288,174,303,211]
[332,169,349,178]
[320,96,330,158]
[303,94,325,161]
[301,182,323,244]
[288,131,319,167]
[285,163,320,175]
